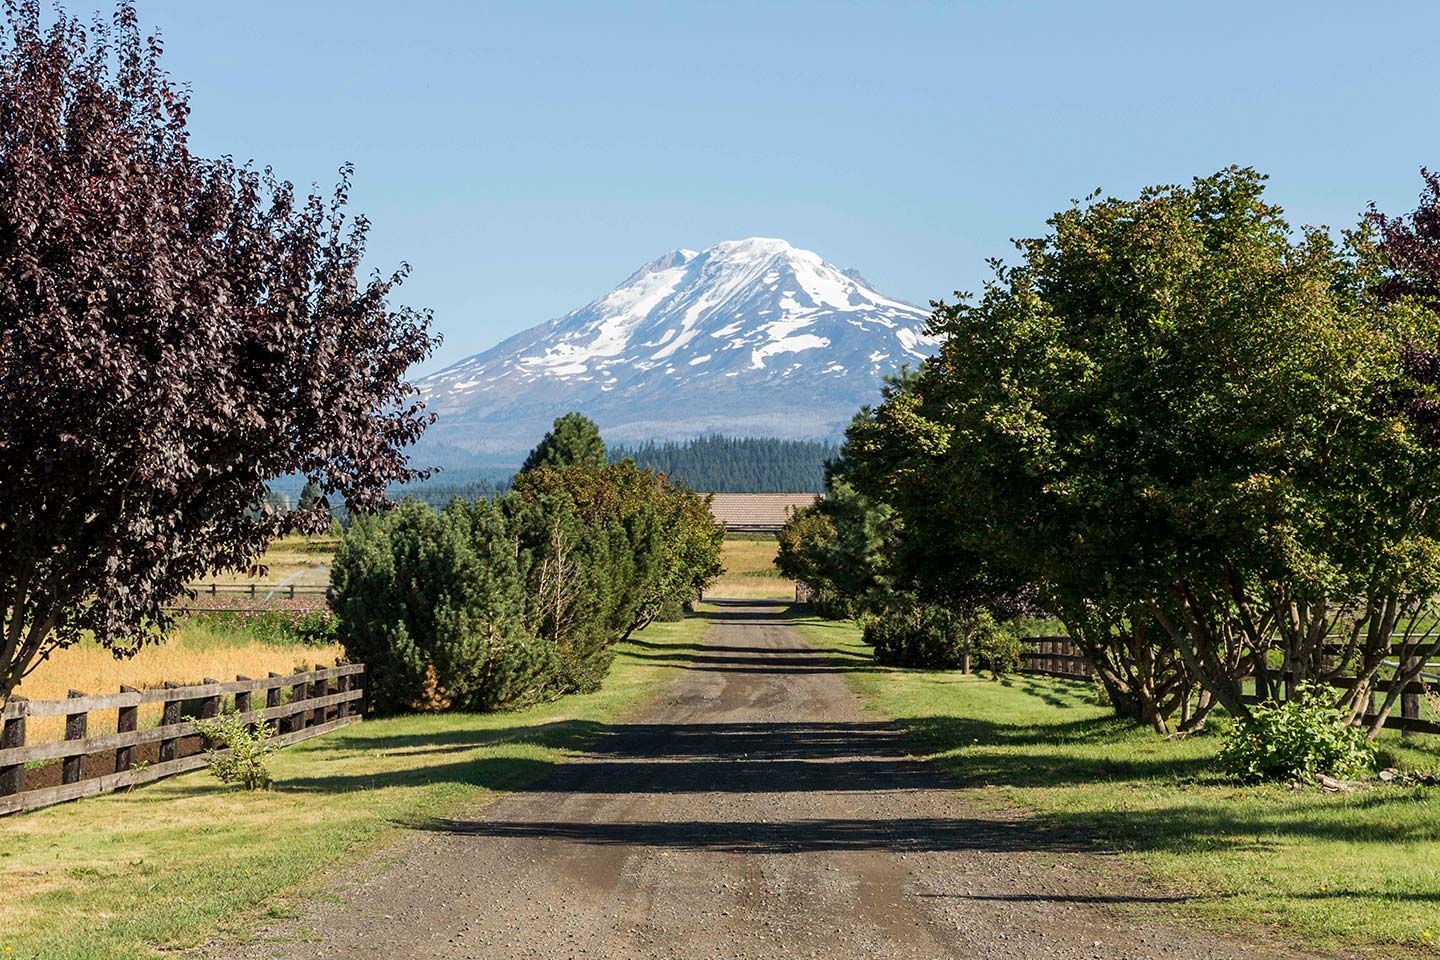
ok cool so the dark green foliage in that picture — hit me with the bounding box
[864,601,966,669]
[654,598,687,622]
[332,438,724,712]
[862,598,1025,675]
[612,435,839,492]
[387,473,512,512]
[810,583,859,621]
[521,413,607,473]
[330,500,552,713]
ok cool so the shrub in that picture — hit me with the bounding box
[972,619,1023,676]
[865,601,965,668]
[190,710,276,791]
[1219,686,1377,782]
[654,598,687,622]
[811,583,858,621]
[293,609,338,647]
[330,499,549,713]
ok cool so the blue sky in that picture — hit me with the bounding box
[134,0,1440,375]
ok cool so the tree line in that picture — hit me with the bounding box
[610,436,839,492]
[782,167,1440,774]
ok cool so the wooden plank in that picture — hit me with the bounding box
[158,684,181,764]
[2,664,364,719]
[0,689,363,766]
[0,705,25,796]
[234,676,252,718]
[115,685,138,773]
[0,713,363,817]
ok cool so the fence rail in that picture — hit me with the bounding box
[0,662,365,816]
[181,582,329,599]
[1019,636,1439,734]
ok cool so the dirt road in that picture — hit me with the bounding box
[230,600,1308,959]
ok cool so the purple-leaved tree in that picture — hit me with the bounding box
[0,1,437,702]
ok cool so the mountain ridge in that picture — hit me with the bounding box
[416,237,938,464]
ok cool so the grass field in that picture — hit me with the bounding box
[0,611,708,960]
[12,620,343,744]
[791,612,1440,957]
[709,535,793,599]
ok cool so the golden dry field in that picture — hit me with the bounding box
[192,534,337,588]
[708,535,794,600]
[13,622,342,744]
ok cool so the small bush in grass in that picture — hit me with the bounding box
[1218,685,1375,783]
[190,710,276,790]
[865,601,964,668]
[972,619,1023,677]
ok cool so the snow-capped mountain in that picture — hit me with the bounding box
[417,237,938,464]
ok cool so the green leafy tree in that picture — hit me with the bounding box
[520,412,607,473]
[846,167,1440,733]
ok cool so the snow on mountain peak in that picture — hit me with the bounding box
[416,238,940,459]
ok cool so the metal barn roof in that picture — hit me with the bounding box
[704,493,819,534]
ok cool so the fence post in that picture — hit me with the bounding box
[265,673,282,728]
[234,675,252,736]
[62,691,88,785]
[115,685,139,773]
[310,673,328,726]
[289,668,309,733]
[335,673,351,720]
[159,683,181,763]
[288,584,296,600]
[1402,656,1421,736]
[0,700,27,796]
[357,666,369,716]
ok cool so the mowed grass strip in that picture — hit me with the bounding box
[0,613,709,960]
[791,612,1440,956]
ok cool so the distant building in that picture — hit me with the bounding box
[704,493,819,534]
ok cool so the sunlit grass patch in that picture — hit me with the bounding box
[792,612,1440,956]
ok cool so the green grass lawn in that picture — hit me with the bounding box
[0,613,709,960]
[791,612,1440,957]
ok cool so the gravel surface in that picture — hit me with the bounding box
[207,600,1324,959]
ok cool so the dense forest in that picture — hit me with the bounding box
[610,435,839,492]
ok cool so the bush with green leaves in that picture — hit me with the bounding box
[863,597,1029,674]
[971,618,1024,677]
[190,710,276,791]
[864,600,965,668]
[1219,687,1377,782]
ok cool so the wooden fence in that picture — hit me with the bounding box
[1019,636,1440,735]
[0,662,365,816]
[182,582,329,599]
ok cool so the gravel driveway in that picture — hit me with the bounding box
[220,599,1318,959]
